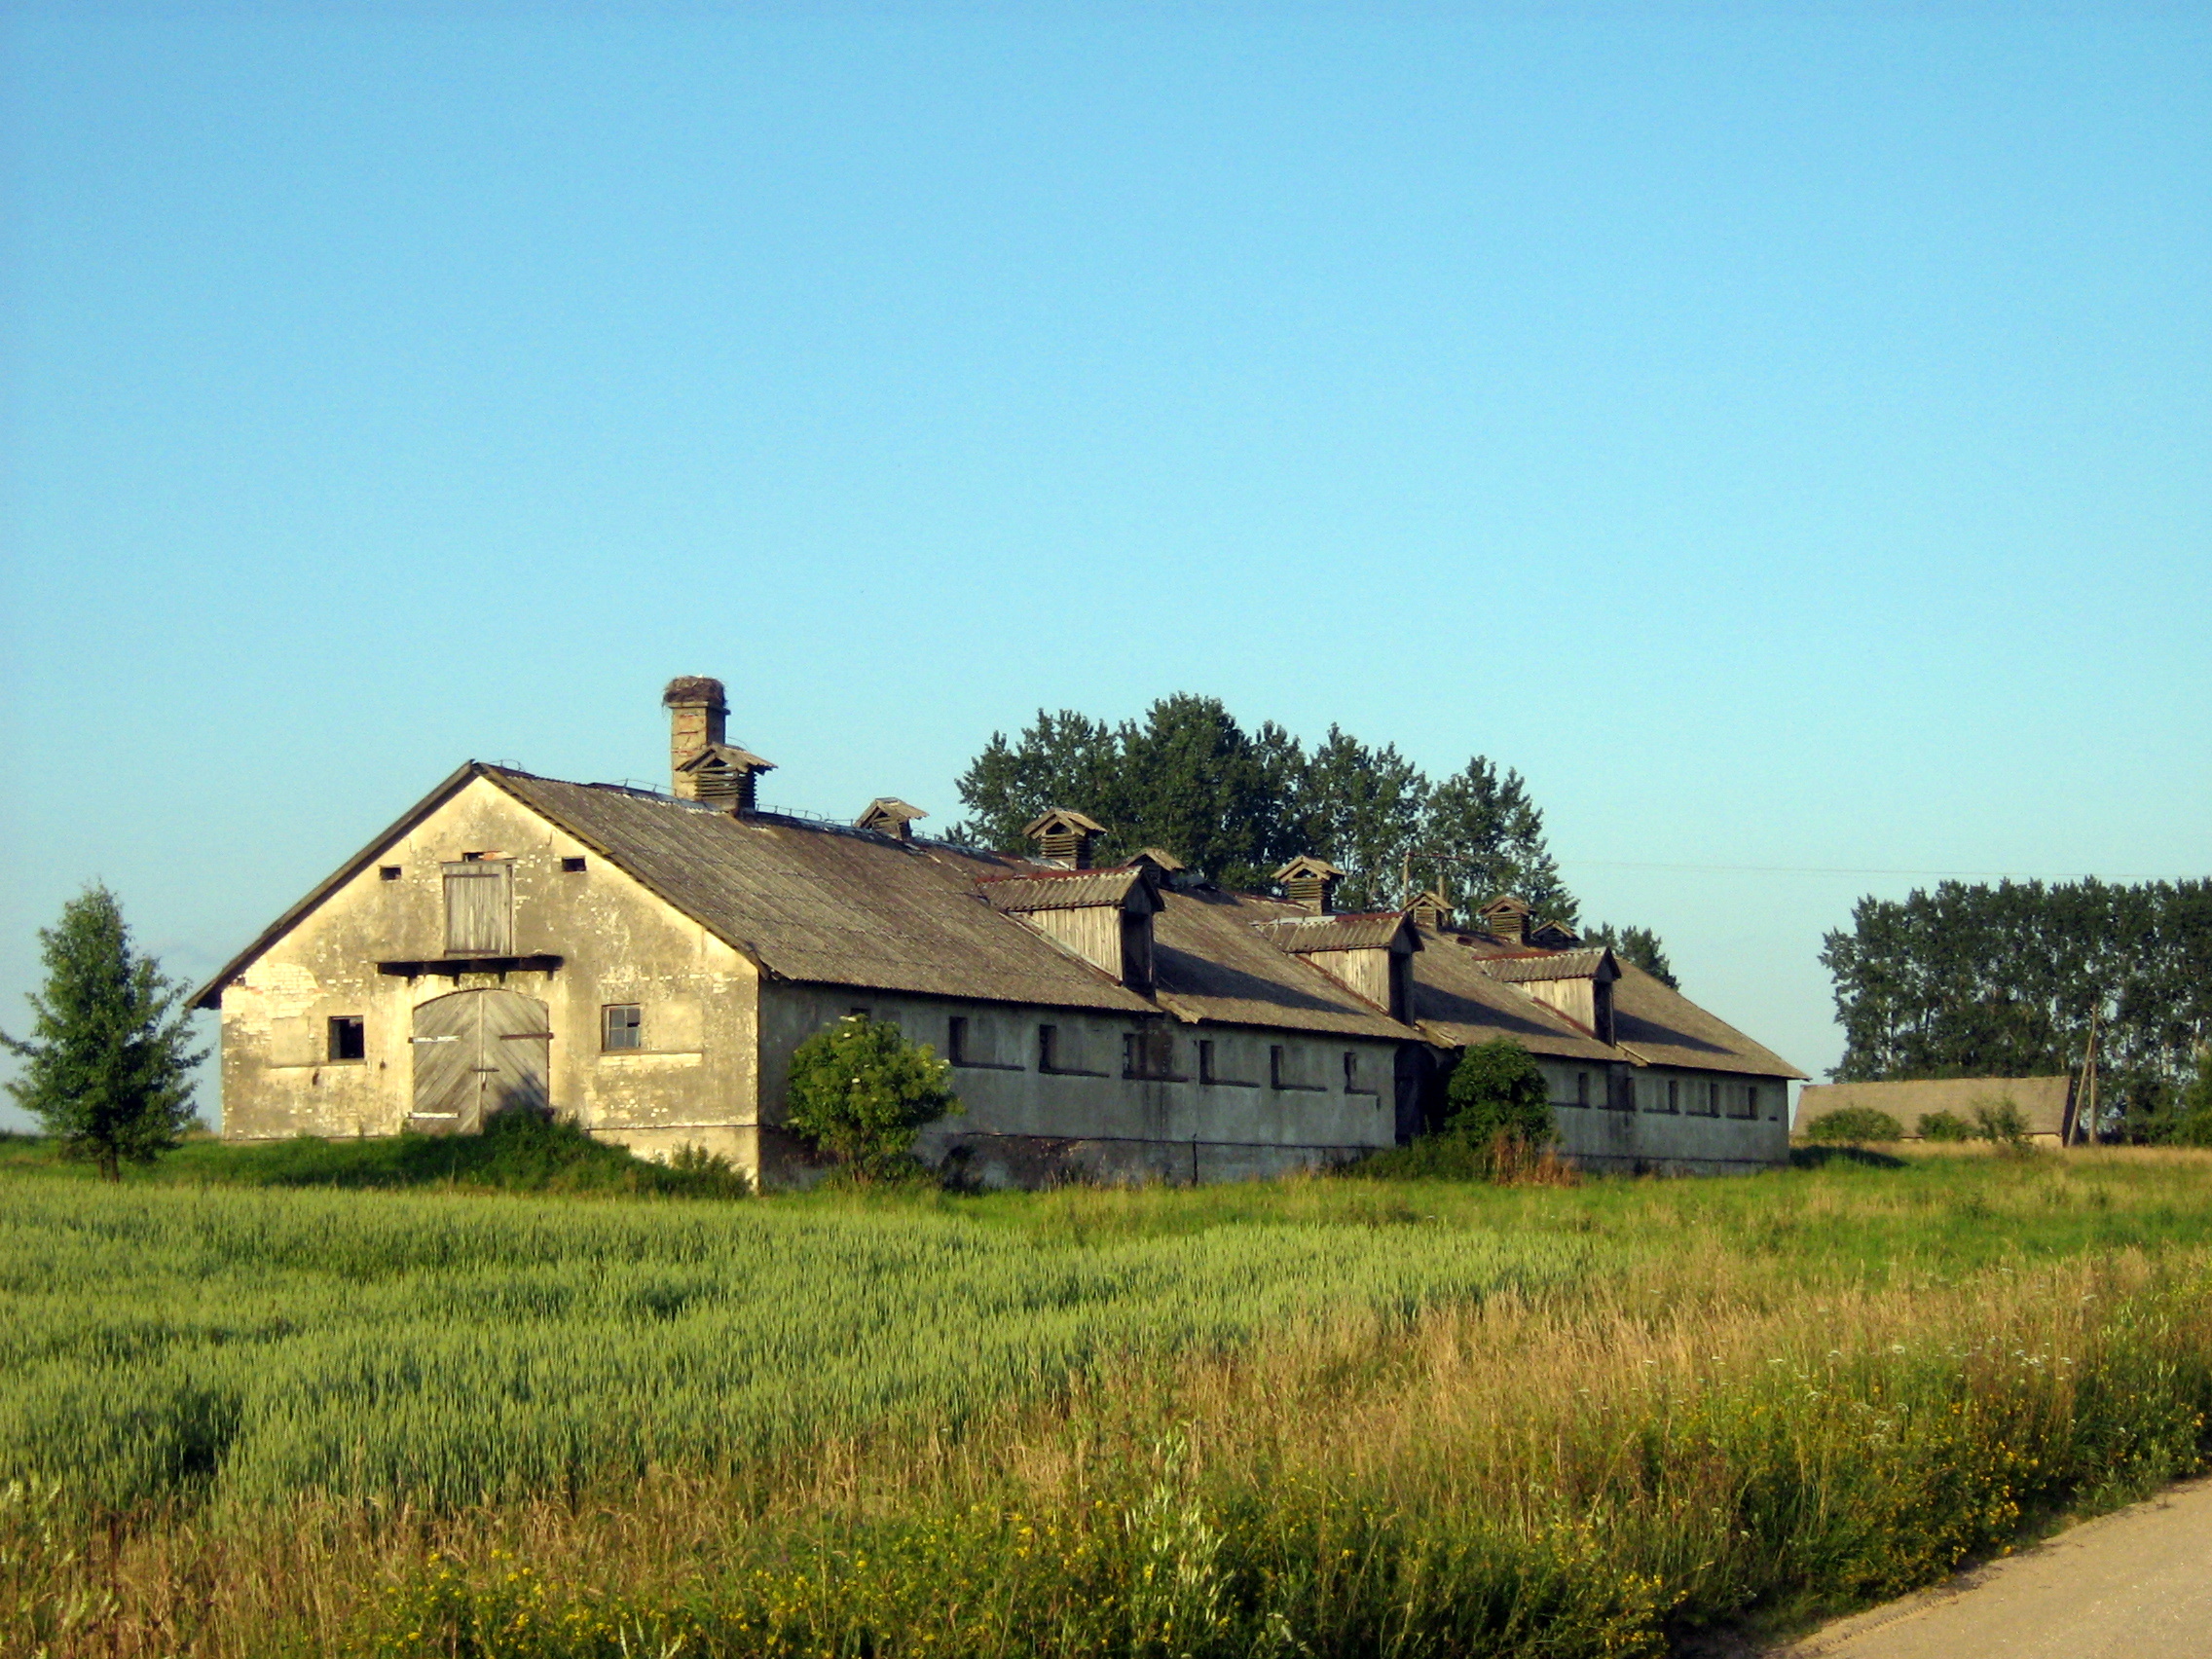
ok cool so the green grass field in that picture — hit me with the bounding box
[5,1139,2212,1658]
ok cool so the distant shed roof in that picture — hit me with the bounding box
[1795,1077,2075,1137]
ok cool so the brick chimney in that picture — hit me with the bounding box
[663,677,727,795]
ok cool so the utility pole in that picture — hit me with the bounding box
[2072,1006,2101,1146]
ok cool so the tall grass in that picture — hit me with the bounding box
[7,1150,2212,1656]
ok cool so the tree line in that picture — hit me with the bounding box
[952,693,1677,980]
[953,694,1570,917]
[1821,876,2212,1136]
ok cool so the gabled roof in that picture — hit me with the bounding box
[854,797,927,832]
[1149,889,1412,1040]
[1257,912,1420,955]
[1483,947,1617,984]
[980,866,1158,914]
[1272,855,1346,881]
[1408,926,1803,1078]
[193,761,486,1008]
[489,771,1149,1012]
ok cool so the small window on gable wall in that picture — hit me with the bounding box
[603,1005,643,1051]
[327,1016,365,1062]
[379,866,401,881]
[561,857,587,873]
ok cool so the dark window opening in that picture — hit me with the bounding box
[1270,1045,1326,1091]
[1665,1079,1680,1115]
[1124,1029,1184,1082]
[948,1016,969,1064]
[603,1004,643,1051]
[1575,1071,1591,1108]
[1343,1051,1378,1094]
[1038,1024,1059,1073]
[561,856,587,873]
[379,866,401,882]
[327,1015,365,1062]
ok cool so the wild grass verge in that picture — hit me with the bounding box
[0,1113,751,1198]
[5,1151,2212,1656]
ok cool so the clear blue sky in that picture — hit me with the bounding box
[3,4,2206,1129]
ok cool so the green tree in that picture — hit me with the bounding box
[2166,1048,2212,1147]
[1440,1038,1555,1147]
[1584,923,1677,989]
[1918,1110,1972,1142]
[782,1016,961,1180]
[952,695,1574,917]
[1821,877,2212,1137]
[1,885,203,1180]
[1417,757,1574,923]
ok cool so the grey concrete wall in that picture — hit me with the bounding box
[1535,1056,1789,1174]
[214,777,761,1171]
[756,981,1404,1188]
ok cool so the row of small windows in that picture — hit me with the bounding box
[944,1015,1378,1094]
[1558,1070,1765,1120]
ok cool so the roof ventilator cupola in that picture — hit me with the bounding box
[1407,889,1455,931]
[1478,894,1532,945]
[1274,856,1345,915]
[1023,809,1106,869]
[855,797,928,842]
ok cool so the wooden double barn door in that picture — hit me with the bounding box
[409,987,551,1133]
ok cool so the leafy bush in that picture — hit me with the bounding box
[1442,1039,1554,1146]
[1918,1110,1972,1142]
[1972,1097,2031,1146]
[1804,1106,1905,1144]
[784,1016,962,1180]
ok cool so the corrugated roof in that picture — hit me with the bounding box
[487,770,1157,1014]
[1483,947,1615,983]
[1795,1077,2073,1136]
[1409,927,1804,1078]
[1609,963,1806,1079]
[1151,890,1412,1040]
[1257,913,1416,954]
[981,868,1149,913]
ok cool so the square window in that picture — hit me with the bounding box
[561,856,587,873]
[603,1004,643,1051]
[327,1015,365,1062]
[379,866,401,881]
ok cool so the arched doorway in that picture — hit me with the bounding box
[409,987,551,1133]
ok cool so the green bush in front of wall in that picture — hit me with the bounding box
[1804,1106,1905,1144]
[784,1015,963,1181]
[1917,1110,1972,1142]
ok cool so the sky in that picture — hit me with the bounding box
[2,3,2206,1131]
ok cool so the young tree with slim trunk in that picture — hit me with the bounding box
[2,885,203,1180]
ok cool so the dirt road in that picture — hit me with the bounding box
[1779,1476,2212,1657]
